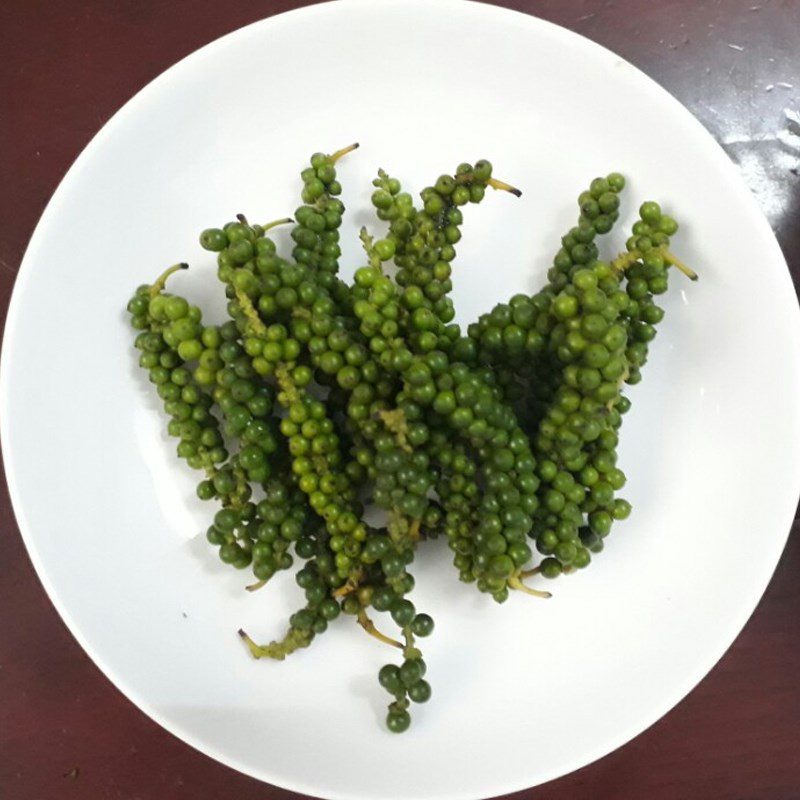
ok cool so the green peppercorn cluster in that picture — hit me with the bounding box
[127,145,693,732]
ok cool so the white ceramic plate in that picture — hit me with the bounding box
[2,1,799,798]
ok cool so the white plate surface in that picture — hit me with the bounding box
[2,2,799,798]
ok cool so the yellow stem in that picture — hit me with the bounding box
[245,579,267,592]
[359,226,382,269]
[519,566,540,579]
[487,177,522,197]
[357,609,403,649]
[379,408,411,452]
[238,628,266,658]
[612,246,698,282]
[262,216,294,232]
[275,363,292,389]
[508,574,552,599]
[401,626,422,660]
[329,142,360,163]
[662,247,698,281]
[237,627,311,660]
[203,465,217,482]
[149,263,187,297]
[234,288,267,336]
[611,249,642,273]
[333,577,358,598]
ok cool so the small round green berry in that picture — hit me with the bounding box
[410,613,434,637]
[408,679,432,704]
[639,201,662,225]
[386,709,411,733]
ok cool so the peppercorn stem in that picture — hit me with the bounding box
[262,217,294,232]
[245,579,267,592]
[235,289,267,337]
[149,263,188,297]
[237,628,272,658]
[612,246,698,281]
[274,364,297,400]
[356,608,403,649]
[519,565,541,579]
[662,248,698,281]
[508,574,552,599]
[237,627,312,660]
[379,408,412,452]
[611,250,642,273]
[329,142,360,163]
[359,227,382,270]
[333,577,359,598]
[401,626,421,660]
[487,177,522,197]
[388,509,418,550]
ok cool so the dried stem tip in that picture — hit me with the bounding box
[487,177,522,197]
[329,142,360,163]
[238,628,264,658]
[663,248,699,281]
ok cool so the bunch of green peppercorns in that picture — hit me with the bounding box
[127,143,695,732]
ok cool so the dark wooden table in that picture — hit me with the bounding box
[1,2,798,798]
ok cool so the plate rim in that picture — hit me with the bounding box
[2,1,799,798]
